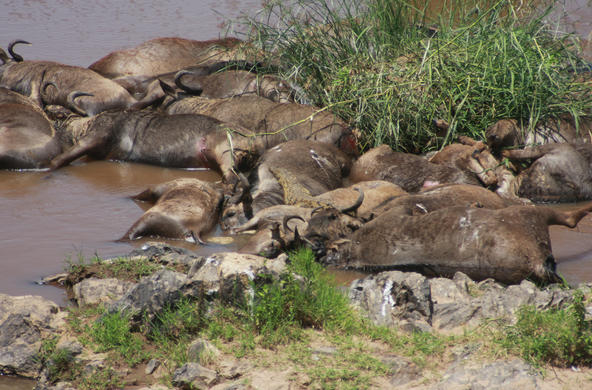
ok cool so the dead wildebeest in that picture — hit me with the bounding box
[231,180,406,232]
[173,68,296,103]
[121,178,223,243]
[428,136,520,201]
[221,140,353,230]
[88,37,246,79]
[322,202,592,285]
[0,87,61,169]
[348,144,480,192]
[164,95,359,157]
[48,110,254,184]
[503,143,592,202]
[0,42,164,116]
[368,183,516,217]
[485,116,592,154]
[301,183,512,257]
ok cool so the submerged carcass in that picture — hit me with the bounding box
[0,87,61,169]
[122,178,223,243]
[49,110,253,183]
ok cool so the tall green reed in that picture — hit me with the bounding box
[235,0,592,152]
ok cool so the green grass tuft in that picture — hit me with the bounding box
[89,311,146,365]
[498,290,592,367]
[237,0,592,152]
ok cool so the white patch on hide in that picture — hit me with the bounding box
[119,135,133,152]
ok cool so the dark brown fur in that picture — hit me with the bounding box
[0,61,163,116]
[165,95,359,157]
[49,110,251,182]
[348,144,480,192]
[175,69,295,103]
[324,203,592,284]
[503,143,592,202]
[220,140,352,231]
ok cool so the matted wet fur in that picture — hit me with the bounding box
[323,203,592,284]
[121,178,223,242]
[349,144,479,192]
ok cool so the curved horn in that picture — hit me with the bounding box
[174,69,203,95]
[8,40,31,62]
[282,215,306,233]
[67,91,93,116]
[339,187,364,214]
[227,172,250,205]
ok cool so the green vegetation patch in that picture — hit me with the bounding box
[497,290,592,368]
[54,247,592,389]
[65,254,172,285]
[239,0,592,152]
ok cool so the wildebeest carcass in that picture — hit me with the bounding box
[221,140,354,230]
[348,144,480,192]
[503,143,592,202]
[0,87,61,169]
[322,203,592,285]
[173,68,296,103]
[165,95,359,157]
[485,116,592,154]
[48,110,254,182]
[121,178,223,242]
[88,37,246,79]
[0,42,163,116]
[428,136,518,200]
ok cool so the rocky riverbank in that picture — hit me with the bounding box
[1,243,591,389]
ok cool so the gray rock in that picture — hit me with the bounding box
[127,241,203,266]
[349,271,432,331]
[108,269,188,326]
[0,294,65,378]
[434,359,540,390]
[209,381,248,390]
[187,338,221,362]
[145,358,161,375]
[172,362,218,389]
[218,359,251,380]
[185,252,287,304]
[135,385,173,390]
[379,355,421,386]
[55,337,83,356]
[349,271,575,333]
[73,277,135,306]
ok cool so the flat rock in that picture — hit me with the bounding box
[0,294,66,377]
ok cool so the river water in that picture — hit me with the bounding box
[0,0,591,388]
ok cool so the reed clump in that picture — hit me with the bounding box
[237,0,592,152]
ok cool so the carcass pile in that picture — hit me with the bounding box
[2,37,592,286]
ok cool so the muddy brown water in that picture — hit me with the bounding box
[1,1,592,388]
